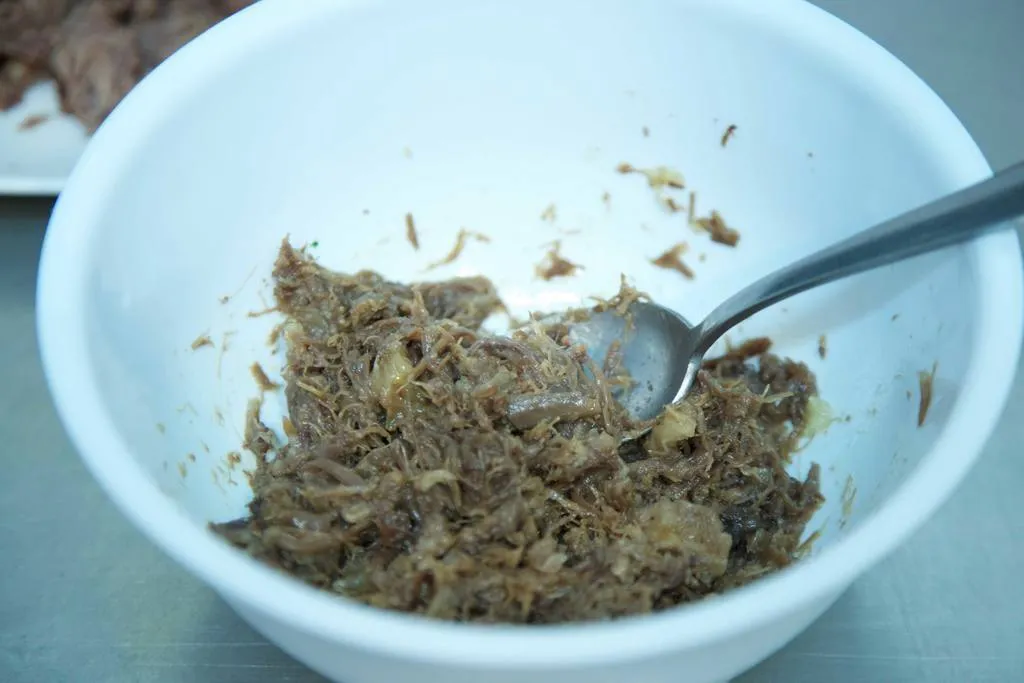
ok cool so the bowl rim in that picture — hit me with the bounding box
[37,0,1023,668]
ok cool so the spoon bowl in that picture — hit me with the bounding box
[566,302,700,423]
[571,160,1024,423]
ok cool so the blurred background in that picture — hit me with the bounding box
[1,1,1022,681]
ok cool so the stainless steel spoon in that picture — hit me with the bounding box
[568,160,1024,423]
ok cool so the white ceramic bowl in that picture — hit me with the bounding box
[37,1,1023,681]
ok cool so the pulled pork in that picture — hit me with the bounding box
[0,0,254,129]
[213,240,823,623]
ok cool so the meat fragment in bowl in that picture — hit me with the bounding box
[213,241,824,624]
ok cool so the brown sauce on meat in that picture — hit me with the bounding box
[212,241,823,624]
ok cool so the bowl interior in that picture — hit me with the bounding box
[53,0,994,613]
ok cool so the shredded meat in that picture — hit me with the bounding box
[212,241,823,624]
[17,112,49,129]
[536,241,582,280]
[49,1,142,130]
[0,1,75,66]
[651,242,695,279]
[427,228,490,270]
[404,213,419,250]
[616,162,685,190]
[695,210,741,247]
[721,124,737,147]
[0,0,253,130]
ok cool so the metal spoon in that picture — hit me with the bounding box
[568,161,1024,423]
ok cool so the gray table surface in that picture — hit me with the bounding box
[2,1,1023,681]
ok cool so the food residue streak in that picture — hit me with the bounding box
[427,229,490,270]
[917,363,937,427]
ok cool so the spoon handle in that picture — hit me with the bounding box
[696,160,1024,352]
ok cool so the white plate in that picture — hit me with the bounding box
[0,80,89,196]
